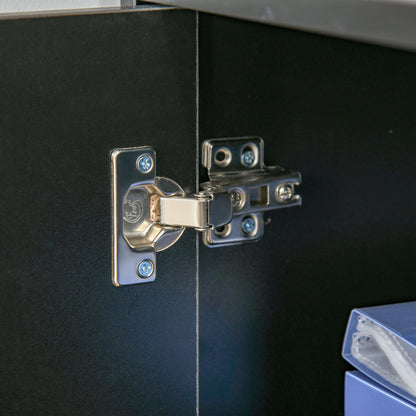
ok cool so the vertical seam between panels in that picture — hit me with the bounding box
[195,10,200,416]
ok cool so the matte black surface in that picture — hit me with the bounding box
[0,10,197,415]
[199,14,416,416]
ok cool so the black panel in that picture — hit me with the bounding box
[0,10,196,415]
[199,14,416,416]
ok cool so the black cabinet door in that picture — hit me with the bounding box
[0,9,198,416]
[199,14,416,416]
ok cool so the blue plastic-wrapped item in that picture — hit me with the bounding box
[345,371,416,416]
[343,301,416,405]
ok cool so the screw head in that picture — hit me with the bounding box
[241,216,256,235]
[136,154,153,174]
[276,184,294,202]
[241,150,255,167]
[230,189,244,210]
[137,259,154,278]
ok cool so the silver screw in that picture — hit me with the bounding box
[241,150,255,167]
[276,184,294,202]
[241,216,256,235]
[136,154,153,174]
[137,259,154,278]
[230,189,244,209]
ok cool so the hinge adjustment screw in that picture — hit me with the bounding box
[276,184,294,202]
[230,189,244,209]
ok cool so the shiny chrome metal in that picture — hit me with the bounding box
[201,137,301,247]
[241,149,255,167]
[121,177,186,252]
[159,189,233,230]
[214,147,232,167]
[136,154,153,173]
[202,136,265,177]
[276,183,295,202]
[112,147,185,286]
[204,189,233,229]
[160,196,209,229]
[137,259,154,279]
[230,188,245,210]
[112,137,301,285]
[241,216,257,235]
[214,223,232,238]
[205,212,264,246]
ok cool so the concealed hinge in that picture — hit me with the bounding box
[111,137,301,286]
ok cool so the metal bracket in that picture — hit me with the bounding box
[111,137,301,286]
[200,137,301,247]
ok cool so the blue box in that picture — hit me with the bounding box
[342,301,416,405]
[345,371,416,416]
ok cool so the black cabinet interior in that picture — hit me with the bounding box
[199,13,416,416]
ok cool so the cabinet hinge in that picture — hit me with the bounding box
[111,137,301,286]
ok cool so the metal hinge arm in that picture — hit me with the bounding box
[159,191,233,230]
[111,137,302,285]
[159,196,209,229]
